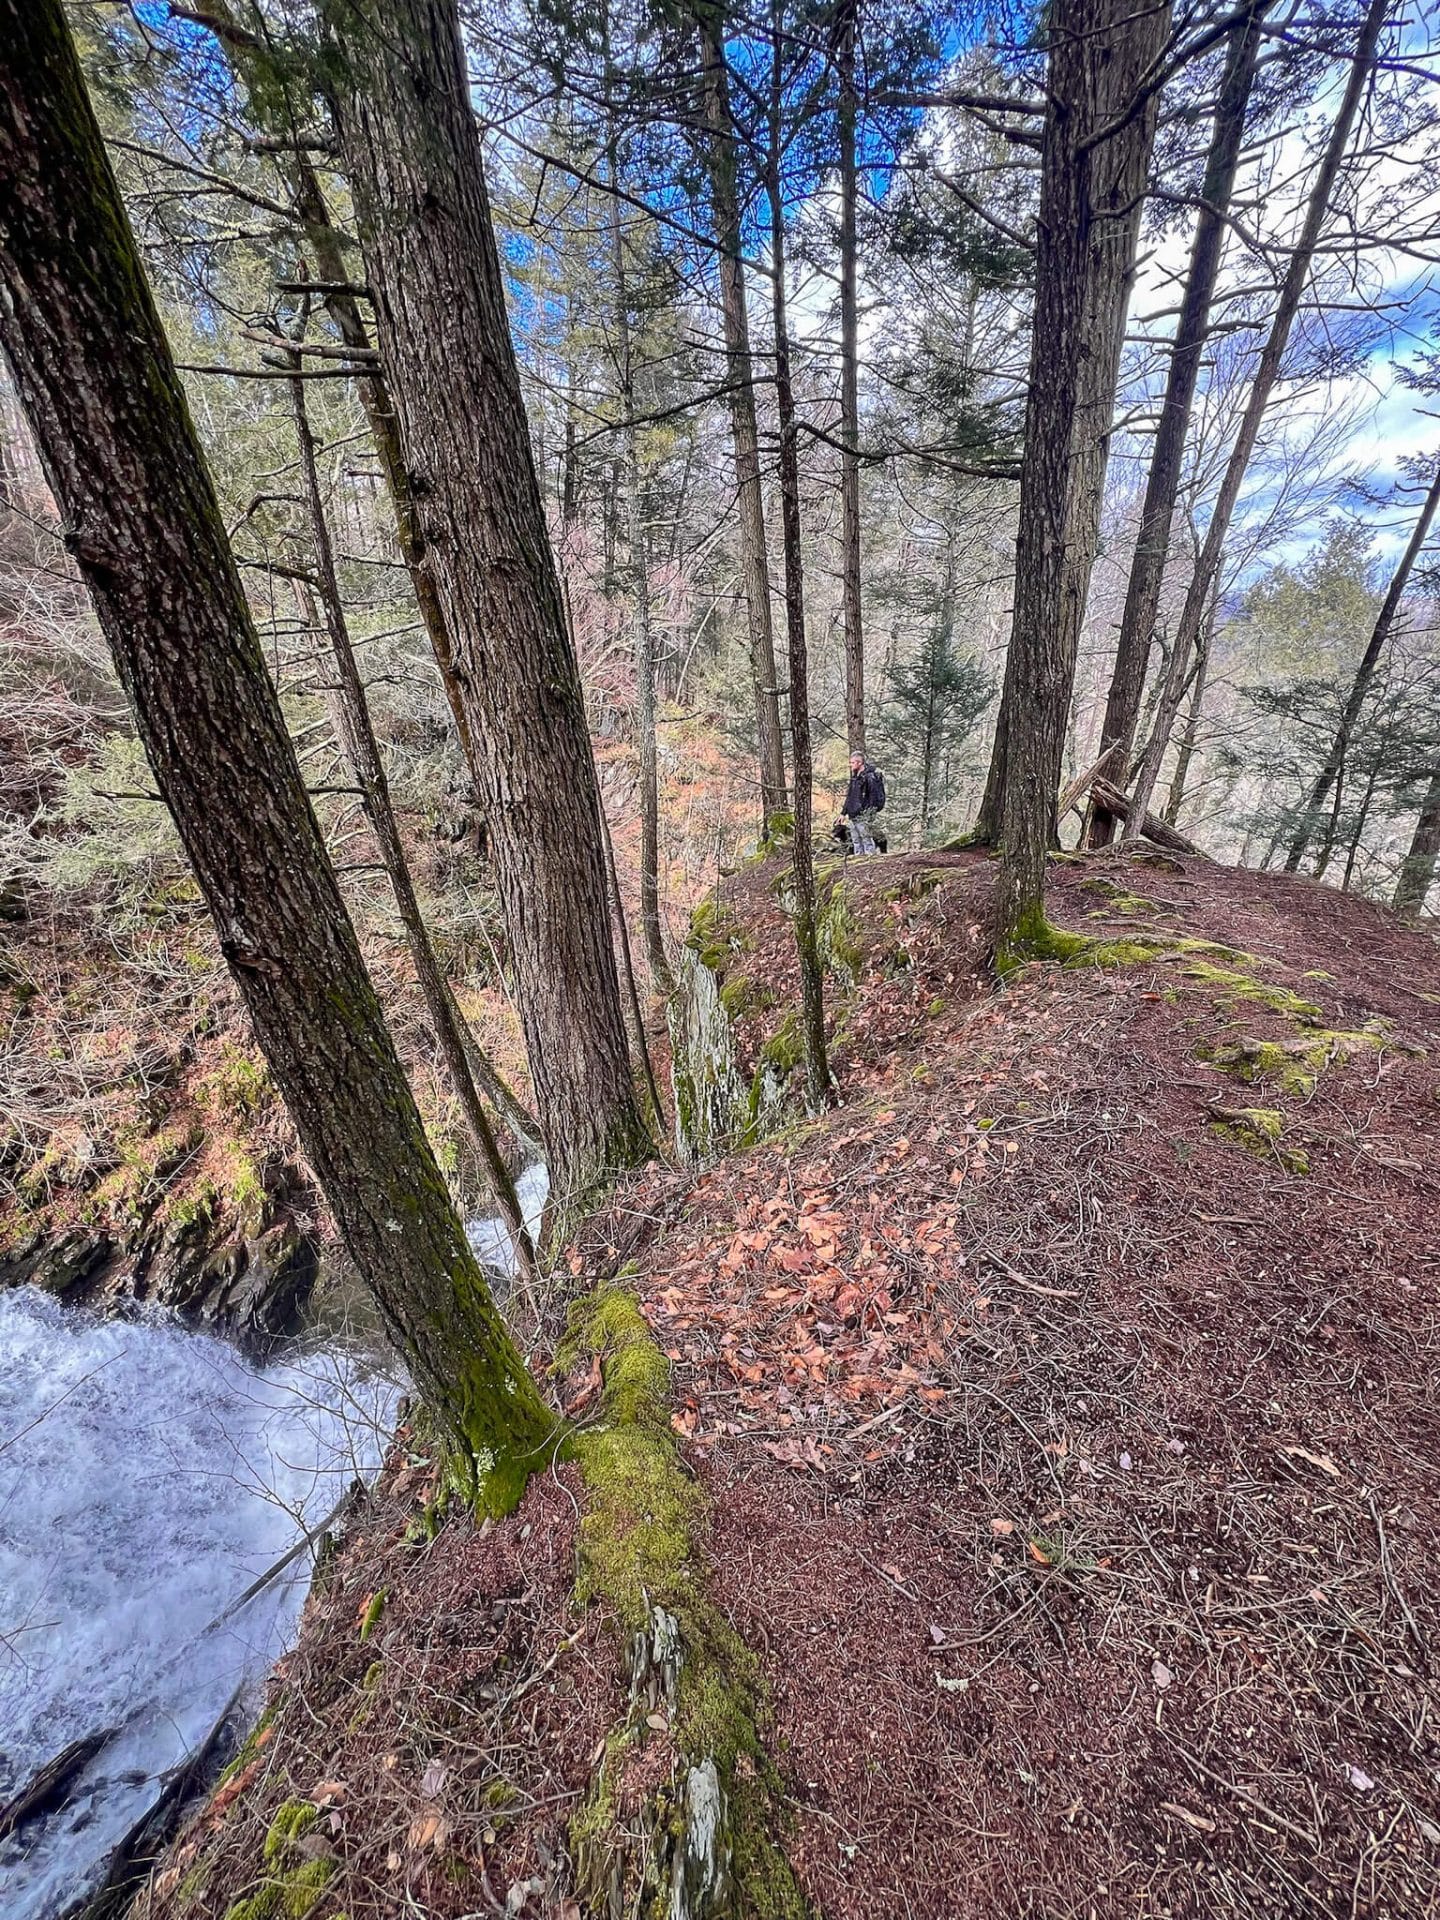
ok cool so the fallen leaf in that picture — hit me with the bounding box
[1345,1763,1376,1792]
[312,1780,347,1808]
[419,1759,447,1800]
[206,1752,266,1824]
[1152,1660,1173,1691]
[1280,1445,1341,1479]
[408,1809,448,1850]
[990,1517,1016,1537]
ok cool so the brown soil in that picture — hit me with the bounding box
[137,1438,614,1920]
[139,848,1440,1920]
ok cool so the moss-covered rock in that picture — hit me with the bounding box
[1207,1105,1308,1174]
[668,947,751,1162]
[1200,1024,1402,1097]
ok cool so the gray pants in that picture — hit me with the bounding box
[848,807,878,855]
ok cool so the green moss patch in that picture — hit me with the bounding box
[816,881,864,987]
[997,911,1325,1022]
[719,974,776,1020]
[358,1589,387,1642]
[1201,1025,1398,1097]
[1207,1105,1309,1174]
[559,1288,699,1630]
[263,1798,318,1864]
[559,1285,805,1918]
[686,898,750,975]
[1175,957,1322,1024]
[1081,878,1162,916]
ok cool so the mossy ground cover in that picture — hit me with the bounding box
[558,1283,807,1919]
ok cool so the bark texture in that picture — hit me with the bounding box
[602,101,672,992]
[0,0,557,1504]
[696,1,790,828]
[319,0,652,1210]
[1125,0,1390,835]
[988,0,1173,932]
[1088,0,1267,846]
[836,0,866,758]
[767,15,830,1109]
[290,368,539,1291]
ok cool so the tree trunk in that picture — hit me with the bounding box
[1126,0,1391,835]
[191,0,479,774]
[1163,612,1211,825]
[1088,0,1268,846]
[1312,745,1347,880]
[602,82,672,992]
[1395,767,1440,913]
[319,0,652,1212]
[767,12,830,1109]
[836,0,866,758]
[289,367,540,1289]
[0,372,18,512]
[1340,760,1378,891]
[1284,456,1440,870]
[919,666,937,844]
[0,0,557,1507]
[992,0,1173,939]
[597,791,665,1130]
[695,1,789,828]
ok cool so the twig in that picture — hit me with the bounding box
[1165,1737,1321,1850]
[1364,1486,1427,1651]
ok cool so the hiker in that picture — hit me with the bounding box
[841,751,886,856]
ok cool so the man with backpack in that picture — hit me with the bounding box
[841,751,886,856]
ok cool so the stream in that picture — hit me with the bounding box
[0,1165,547,1920]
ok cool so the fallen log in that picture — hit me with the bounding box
[0,1728,117,1840]
[1090,778,1208,858]
[1057,742,1121,823]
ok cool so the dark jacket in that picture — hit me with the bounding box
[843,762,883,818]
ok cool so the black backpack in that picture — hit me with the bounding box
[870,765,886,813]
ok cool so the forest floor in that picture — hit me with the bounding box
[136,846,1440,1920]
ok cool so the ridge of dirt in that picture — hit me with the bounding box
[137,850,1440,1920]
[589,848,1440,1918]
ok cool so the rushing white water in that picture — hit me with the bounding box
[0,1288,401,1920]
[465,1161,550,1277]
[0,1167,545,1919]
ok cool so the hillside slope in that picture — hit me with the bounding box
[137,848,1440,1920]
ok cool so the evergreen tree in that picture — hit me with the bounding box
[316,0,655,1210]
[878,626,994,844]
[984,0,1173,939]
